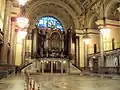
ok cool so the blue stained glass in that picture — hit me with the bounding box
[36,16,63,31]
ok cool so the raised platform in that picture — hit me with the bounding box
[38,58,69,62]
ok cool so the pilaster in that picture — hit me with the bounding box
[76,30,85,68]
[79,35,85,68]
[0,0,12,64]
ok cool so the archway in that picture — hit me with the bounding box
[32,16,66,58]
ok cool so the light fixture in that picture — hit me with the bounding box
[17,30,27,39]
[117,3,120,12]
[93,56,96,59]
[100,2,110,35]
[83,35,91,45]
[99,17,110,35]
[63,61,66,64]
[100,27,110,35]
[18,0,28,6]
[17,0,29,28]
[117,7,120,12]
[16,17,29,28]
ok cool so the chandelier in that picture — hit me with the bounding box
[16,0,29,39]
[18,0,28,6]
[16,17,29,28]
[17,0,29,29]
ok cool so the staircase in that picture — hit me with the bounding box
[69,63,81,75]
[21,58,82,75]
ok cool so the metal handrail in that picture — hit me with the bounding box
[24,70,40,90]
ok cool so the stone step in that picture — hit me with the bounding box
[69,63,81,74]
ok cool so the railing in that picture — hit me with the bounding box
[24,71,40,90]
[38,58,69,74]
[87,47,120,75]
[87,67,120,74]
[88,42,120,54]
[19,61,32,72]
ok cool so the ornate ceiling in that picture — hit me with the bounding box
[22,0,101,31]
[12,0,120,32]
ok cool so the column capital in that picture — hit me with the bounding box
[95,19,120,28]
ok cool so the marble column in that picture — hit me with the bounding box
[76,38,78,66]
[61,61,63,74]
[42,61,44,74]
[66,60,69,74]
[84,44,88,68]
[39,61,41,72]
[100,33,104,67]
[79,35,85,68]
[1,0,12,64]
[62,37,64,51]
[9,18,16,65]
[51,61,53,73]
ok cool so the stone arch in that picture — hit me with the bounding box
[25,0,81,30]
[87,10,98,29]
[88,14,98,29]
[105,0,120,20]
[29,13,71,32]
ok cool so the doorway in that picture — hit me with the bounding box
[93,58,99,73]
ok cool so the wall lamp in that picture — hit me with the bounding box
[83,34,91,45]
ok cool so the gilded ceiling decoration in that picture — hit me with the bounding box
[12,0,120,32]
[23,0,84,30]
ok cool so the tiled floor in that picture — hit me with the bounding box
[0,74,25,90]
[0,73,120,90]
[31,74,120,90]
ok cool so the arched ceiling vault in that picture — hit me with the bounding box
[27,3,76,32]
[24,0,84,32]
[12,0,120,33]
[19,0,118,33]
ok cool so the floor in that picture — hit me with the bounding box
[0,74,25,90]
[31,74,120,90]
[0,74,120,90]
